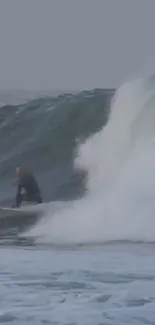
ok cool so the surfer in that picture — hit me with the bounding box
[13,167,43,208]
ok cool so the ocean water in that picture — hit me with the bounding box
[1,243,155,325]
[1,77,155,324]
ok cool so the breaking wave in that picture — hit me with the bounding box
[26,76,155,244]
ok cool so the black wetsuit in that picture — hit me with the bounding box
[15,172,42,207]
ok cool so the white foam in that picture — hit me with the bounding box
[26,76,155,244]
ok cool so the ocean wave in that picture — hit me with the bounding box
[25,76,155,244]
[0,88,113,206]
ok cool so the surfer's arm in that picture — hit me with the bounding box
[15,183,22,207]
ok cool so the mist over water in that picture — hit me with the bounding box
[26,77,155,244]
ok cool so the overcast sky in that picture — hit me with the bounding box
[0,0,155,91]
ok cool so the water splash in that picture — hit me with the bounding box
[26,76,155,244]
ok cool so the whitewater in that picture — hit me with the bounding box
[2,78,155,325]
[25,76,155,244]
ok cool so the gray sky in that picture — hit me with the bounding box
[0,0,155,91]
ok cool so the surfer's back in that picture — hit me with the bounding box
[18,172,41,196]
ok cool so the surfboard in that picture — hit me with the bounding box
[0,204,42,219]
[0,205,44,235]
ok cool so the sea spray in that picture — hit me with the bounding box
[26,77,155,244]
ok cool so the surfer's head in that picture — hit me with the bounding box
[15,167,25,178]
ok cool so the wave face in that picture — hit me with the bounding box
[0,89,112,206]
[25,76,155,244]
